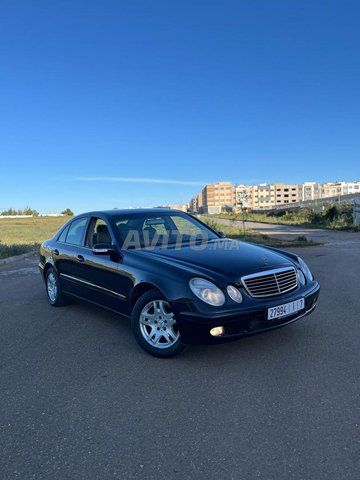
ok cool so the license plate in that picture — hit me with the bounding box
[267,298,305,320]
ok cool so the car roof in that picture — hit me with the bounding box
[75,208,185,218]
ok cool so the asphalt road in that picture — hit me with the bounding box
[0,242,359,480]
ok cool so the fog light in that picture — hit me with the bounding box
[210,326,225,337]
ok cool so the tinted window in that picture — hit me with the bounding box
[57,225,70,243]
[85,218,113,247]
[170,215,204,237]
[144,217,169,234]
[114,212,217,248]
[66,217,88,246]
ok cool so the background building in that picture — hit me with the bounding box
[322,182,342,198]
[274,183,302,205]
[201,182,235,214]
[189,197,198,213]
[187,179,360,214]
[302,182,322,201]
[252,184,276,209]
[339,181,360,195]
[197,192,203,212]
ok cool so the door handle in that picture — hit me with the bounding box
[53,249,59,256]
[77,255,85,263]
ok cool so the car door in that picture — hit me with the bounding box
[54,216,90,298]
[74,216,127,312]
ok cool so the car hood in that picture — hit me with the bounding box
[131,239,294,286]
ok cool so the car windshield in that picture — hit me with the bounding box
[113,212,218,249]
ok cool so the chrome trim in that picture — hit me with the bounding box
[63,291,131,318]
[241,267,298,298]
[59,273,126,300]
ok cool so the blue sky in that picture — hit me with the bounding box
[0,0,359,213]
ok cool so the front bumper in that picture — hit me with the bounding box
[174,282,320,345]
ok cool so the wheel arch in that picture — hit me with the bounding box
[43,260,56,279]
[131,281,167,309]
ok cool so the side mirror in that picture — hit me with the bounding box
[218,231,226,238]
[92,243,115,255]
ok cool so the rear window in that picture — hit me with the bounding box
[65,217,88,246]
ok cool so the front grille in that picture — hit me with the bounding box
[242,267,298,298]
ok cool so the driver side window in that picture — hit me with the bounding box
[86,218,113,248]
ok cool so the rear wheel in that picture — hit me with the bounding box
[46,267,67,306]
[131,290,185,358]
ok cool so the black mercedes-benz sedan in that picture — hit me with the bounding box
[39,209,320,357]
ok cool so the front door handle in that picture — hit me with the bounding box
[53,249,59,256]
[77,255,85,263]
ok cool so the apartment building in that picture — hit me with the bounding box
[189,197,198,213]
[189,192,204,213]
[252,184,276,209]
[321,181,360,198]
[197,192,203,211]
[322,182,342,198]
[274,183,302,205]
[339,181,360,195]
[302,182,322,201]
[201,182,234,213]
[188,180,359,214]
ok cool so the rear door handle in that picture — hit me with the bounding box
[77,255,85,263]
[53,249,59,256]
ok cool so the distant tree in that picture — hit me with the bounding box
[23,206,39,216]
[236,189,250,236]
[1,206,38,216]
[61,208,74,216]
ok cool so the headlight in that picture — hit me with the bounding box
[189,278,225,306]
[227,285,243,303]
[297,257,313,281]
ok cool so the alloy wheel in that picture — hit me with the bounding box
[139,300,180,349]
[47,271,58,302]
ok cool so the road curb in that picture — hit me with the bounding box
[0,251,38,266]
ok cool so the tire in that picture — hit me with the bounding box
[131,289,186,358]
[45,267,67,306]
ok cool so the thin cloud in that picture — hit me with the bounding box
[74,176,207,186]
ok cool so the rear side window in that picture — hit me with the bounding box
[65,217,88,246]
[57,225,70,243]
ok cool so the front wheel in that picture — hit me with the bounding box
[131,290,185,358]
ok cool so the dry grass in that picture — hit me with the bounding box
[201,218,317,248]
[0,214,317,260]
[226,231,316,248]
[0,216,69,259]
